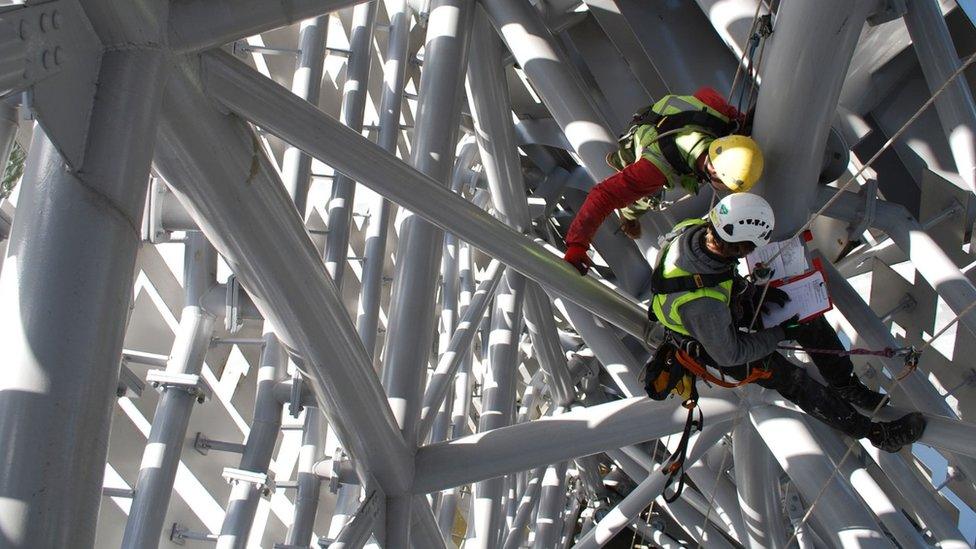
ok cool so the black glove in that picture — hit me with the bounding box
[777,314,807,341]
[751,285,790,314]
[761,286,790,313]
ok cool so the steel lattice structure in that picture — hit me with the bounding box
[0,0,976,548]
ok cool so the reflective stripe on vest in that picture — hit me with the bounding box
[631,95,731,192]
[651,218,733,336]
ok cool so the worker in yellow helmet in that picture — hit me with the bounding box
[564,87,763,274]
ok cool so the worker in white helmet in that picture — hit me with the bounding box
[645,194,925,453]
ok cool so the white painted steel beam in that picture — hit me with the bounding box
[199,50,649,340]
[154,59,413,495]
[169,0,362,53]
[413,391,739,493]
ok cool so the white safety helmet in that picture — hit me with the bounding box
[708,193,775,246]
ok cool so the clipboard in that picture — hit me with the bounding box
[760,259,833,327]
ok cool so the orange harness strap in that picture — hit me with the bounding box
[674,348,772,388]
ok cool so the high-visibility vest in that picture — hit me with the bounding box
[610,95,734,195]
[650,218,734,336]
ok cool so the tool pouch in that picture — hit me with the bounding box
[643,341,695,401]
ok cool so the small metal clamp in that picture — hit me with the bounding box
[146,370,212,403]
[221,467,275,497]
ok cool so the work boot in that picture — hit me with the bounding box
[833,376,886,410]
[868,412,926,453]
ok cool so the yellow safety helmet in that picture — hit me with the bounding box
[707,135,764,192]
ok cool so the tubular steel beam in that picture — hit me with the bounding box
[356,0,411,356]
[418,259,505,440]
[805,416,928,549]
[0,49,165,549]
[732,418,789,549]
[285,410,324,547]
[379,0,474,451]
[465,5,576,409]
[413,391,739,493]
[480,0,617,182]
[749,404,888,547]
[533,461,569,549]
[435,240,479,537]
[751,0,876,238]
[154,58,412,495]
[199,50,648,340]
[217,330,288,549]
[280,15,329,217]
[472,270,526,548]
[323,1,377,288]
[169,0,361,53]
[122,234,217,549]
[904,0,976,194]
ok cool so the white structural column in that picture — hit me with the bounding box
[732,418,788,549]
[323,1,378,288]
[480,0,617,182]
[533,461,570,548]
[280,15,329,216]
[285,410,324,546]
[466,9,534,547]
[216,330,288,549]
[750,0,876,238]
[380,0,474,445]
[155,58,413,495]
[749,405,889,547]
[0,48,166,548]
[435,240,480,537]
[122,234,217,549]
[379,0,474,543]
[356,0,411,356]
[472,270,526,547]
[903,0,976,194]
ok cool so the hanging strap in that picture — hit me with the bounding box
[662,385,702,503]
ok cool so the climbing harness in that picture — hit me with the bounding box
[644,335,771,502]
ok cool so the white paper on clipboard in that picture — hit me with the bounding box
[746,236,809,280]
[761,270,832,327]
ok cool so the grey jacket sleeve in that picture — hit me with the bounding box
[677,297,784,366]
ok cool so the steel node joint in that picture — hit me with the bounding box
[221,467,276,497]
[146,369,212,403]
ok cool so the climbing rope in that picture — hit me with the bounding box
[777,344,921,380]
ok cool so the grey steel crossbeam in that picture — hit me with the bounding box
[198,50,649,340]
[168,0,362,53]
[412,390,739,494]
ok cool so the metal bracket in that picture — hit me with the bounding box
[288,372,304,418]
[846,169,878,241]
[193,432,245,455]
[221,467,275,497]
[116,360,145,399]
[2,0,101,169]
[867,0,907,26]
[146,369,212,403]
[169,523,217,545]
[101,486,134,499]
[225,274,243,334]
